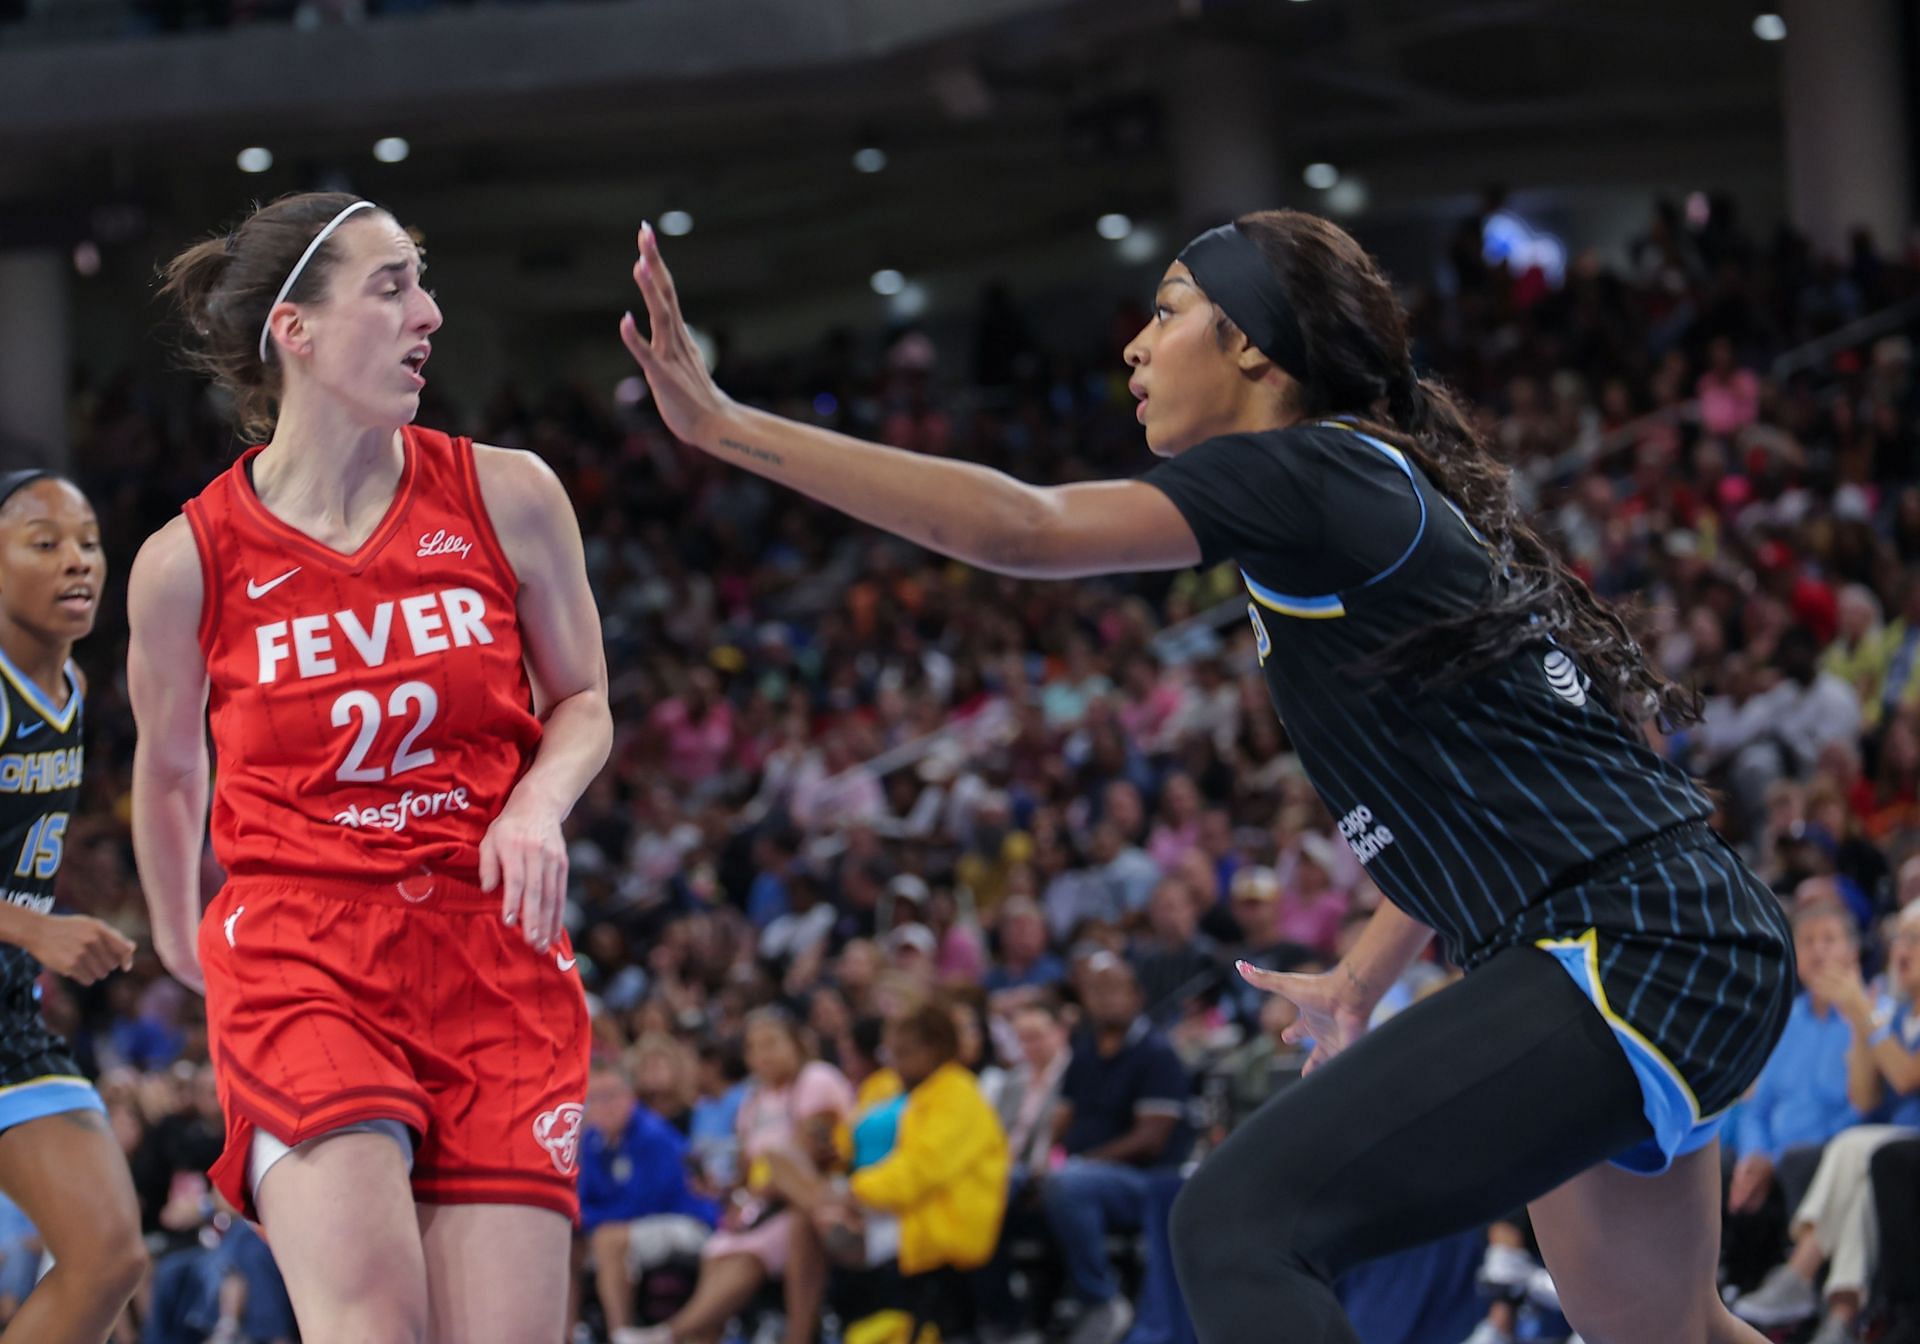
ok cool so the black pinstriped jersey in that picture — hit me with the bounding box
[1144,420,1720,970]
[0,651,83,1017]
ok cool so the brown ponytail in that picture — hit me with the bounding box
[159,191,385,442]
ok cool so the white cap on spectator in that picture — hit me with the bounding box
[888,874,931,906]
[1297,832,1342,876]
[888,923,938,958]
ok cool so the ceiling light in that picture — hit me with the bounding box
[237,147,273,173]
[1752,13,1786,40]
[1303,162,1339,190]
[372,136,410,163]
[870,269,906,297]
[853,147,888,174]
[1096,213,1133,241]
[659,210,694,236]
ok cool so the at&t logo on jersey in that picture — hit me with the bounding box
[1338,803,1397,865]
[333,786,472,833]
[416,529,473,560]
[254,586,494,684]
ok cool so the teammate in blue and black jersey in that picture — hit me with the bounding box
[618,209,1791,1343]
[0,470,146,1337]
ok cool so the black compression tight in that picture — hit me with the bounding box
[1169,945,1652,1344]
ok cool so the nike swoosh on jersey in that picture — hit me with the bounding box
[15,721,45,739]
[246,568,302,599]
[555,953,577,972]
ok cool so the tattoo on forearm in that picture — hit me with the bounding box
[719,438,784,468]
[1344,962,1372,999]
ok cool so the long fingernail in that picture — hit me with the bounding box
[504,912,517,925]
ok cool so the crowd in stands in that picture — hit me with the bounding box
[9,193,1920,1344]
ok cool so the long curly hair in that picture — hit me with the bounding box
[1228,209,1699,728]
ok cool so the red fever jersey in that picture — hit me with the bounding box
[183,426,542,886]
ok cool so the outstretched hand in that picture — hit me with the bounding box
[619,222,737,449]
[1236,959,1375,1075]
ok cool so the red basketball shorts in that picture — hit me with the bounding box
[197,872,589,1222]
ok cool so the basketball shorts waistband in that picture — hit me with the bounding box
[221,871,498,912]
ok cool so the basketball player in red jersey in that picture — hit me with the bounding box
[127,193,611,1343]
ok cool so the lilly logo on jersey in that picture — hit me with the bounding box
[255,586,494,684]
[417,529,473,560]
[1338,803,1397,865]
[332,786,472,833]
[533,1102,585,1176]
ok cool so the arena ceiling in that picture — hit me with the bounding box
[1,0,1785,365]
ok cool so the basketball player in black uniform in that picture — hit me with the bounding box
[618,211,1791,1343]
[0,470,146,1340]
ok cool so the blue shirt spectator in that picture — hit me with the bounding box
[1731,993,1861,1162]
[984,898,1067,995]
[580,1070,721,1235]
[1060,959,1193,1168]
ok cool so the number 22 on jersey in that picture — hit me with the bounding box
[331,681,438,783]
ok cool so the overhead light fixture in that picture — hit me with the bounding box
[870,269,906,297]
[659,210,694,237]
[72,242,101,277]
[237,146,273,173]
[1096,213,1133,241]
[890,281,929,320]
[853,146,888,174]
[372,136,410,163]
[1117,227,1161,265]
[1752,13,1786,40]
[1325,178,1368,216]
[1303,162,1339,190]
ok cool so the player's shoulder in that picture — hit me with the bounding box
[1179,420,1349,468]
[127,516,203,624]
[470,442,564,499]
[469,443,578,555]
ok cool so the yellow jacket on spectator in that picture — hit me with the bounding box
[848,1062,1009,1274]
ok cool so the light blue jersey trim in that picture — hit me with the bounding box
[0,1078,104,1135]
[1238,422,1430,620]
[0,647,79,733]
[1536,931,1723,1175]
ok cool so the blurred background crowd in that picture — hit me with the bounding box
[4,0,1920,1341]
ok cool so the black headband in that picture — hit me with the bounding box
[0,470,51,514]
[1176,223,1313,385]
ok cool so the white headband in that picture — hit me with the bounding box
[257,200,377,363]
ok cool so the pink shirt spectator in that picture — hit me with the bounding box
[651,696,735,785]
[1697,367,1760,437]
[1274,889,1351,957]
[1148,821,1201,872]
[735,1060,856,1167]
[936,923,988,981]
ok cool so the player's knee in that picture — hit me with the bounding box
[50,1206,148,1301]
[1170,1154,1300,1277]
[589,1220,627,1257]
[308,1305,428,1344]
[92,1224,149,1300]
[1557,1284,1713,1344]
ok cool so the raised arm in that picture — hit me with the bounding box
[618,224,1200,581]
[473,445,613,952]
[127,516,212,994]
